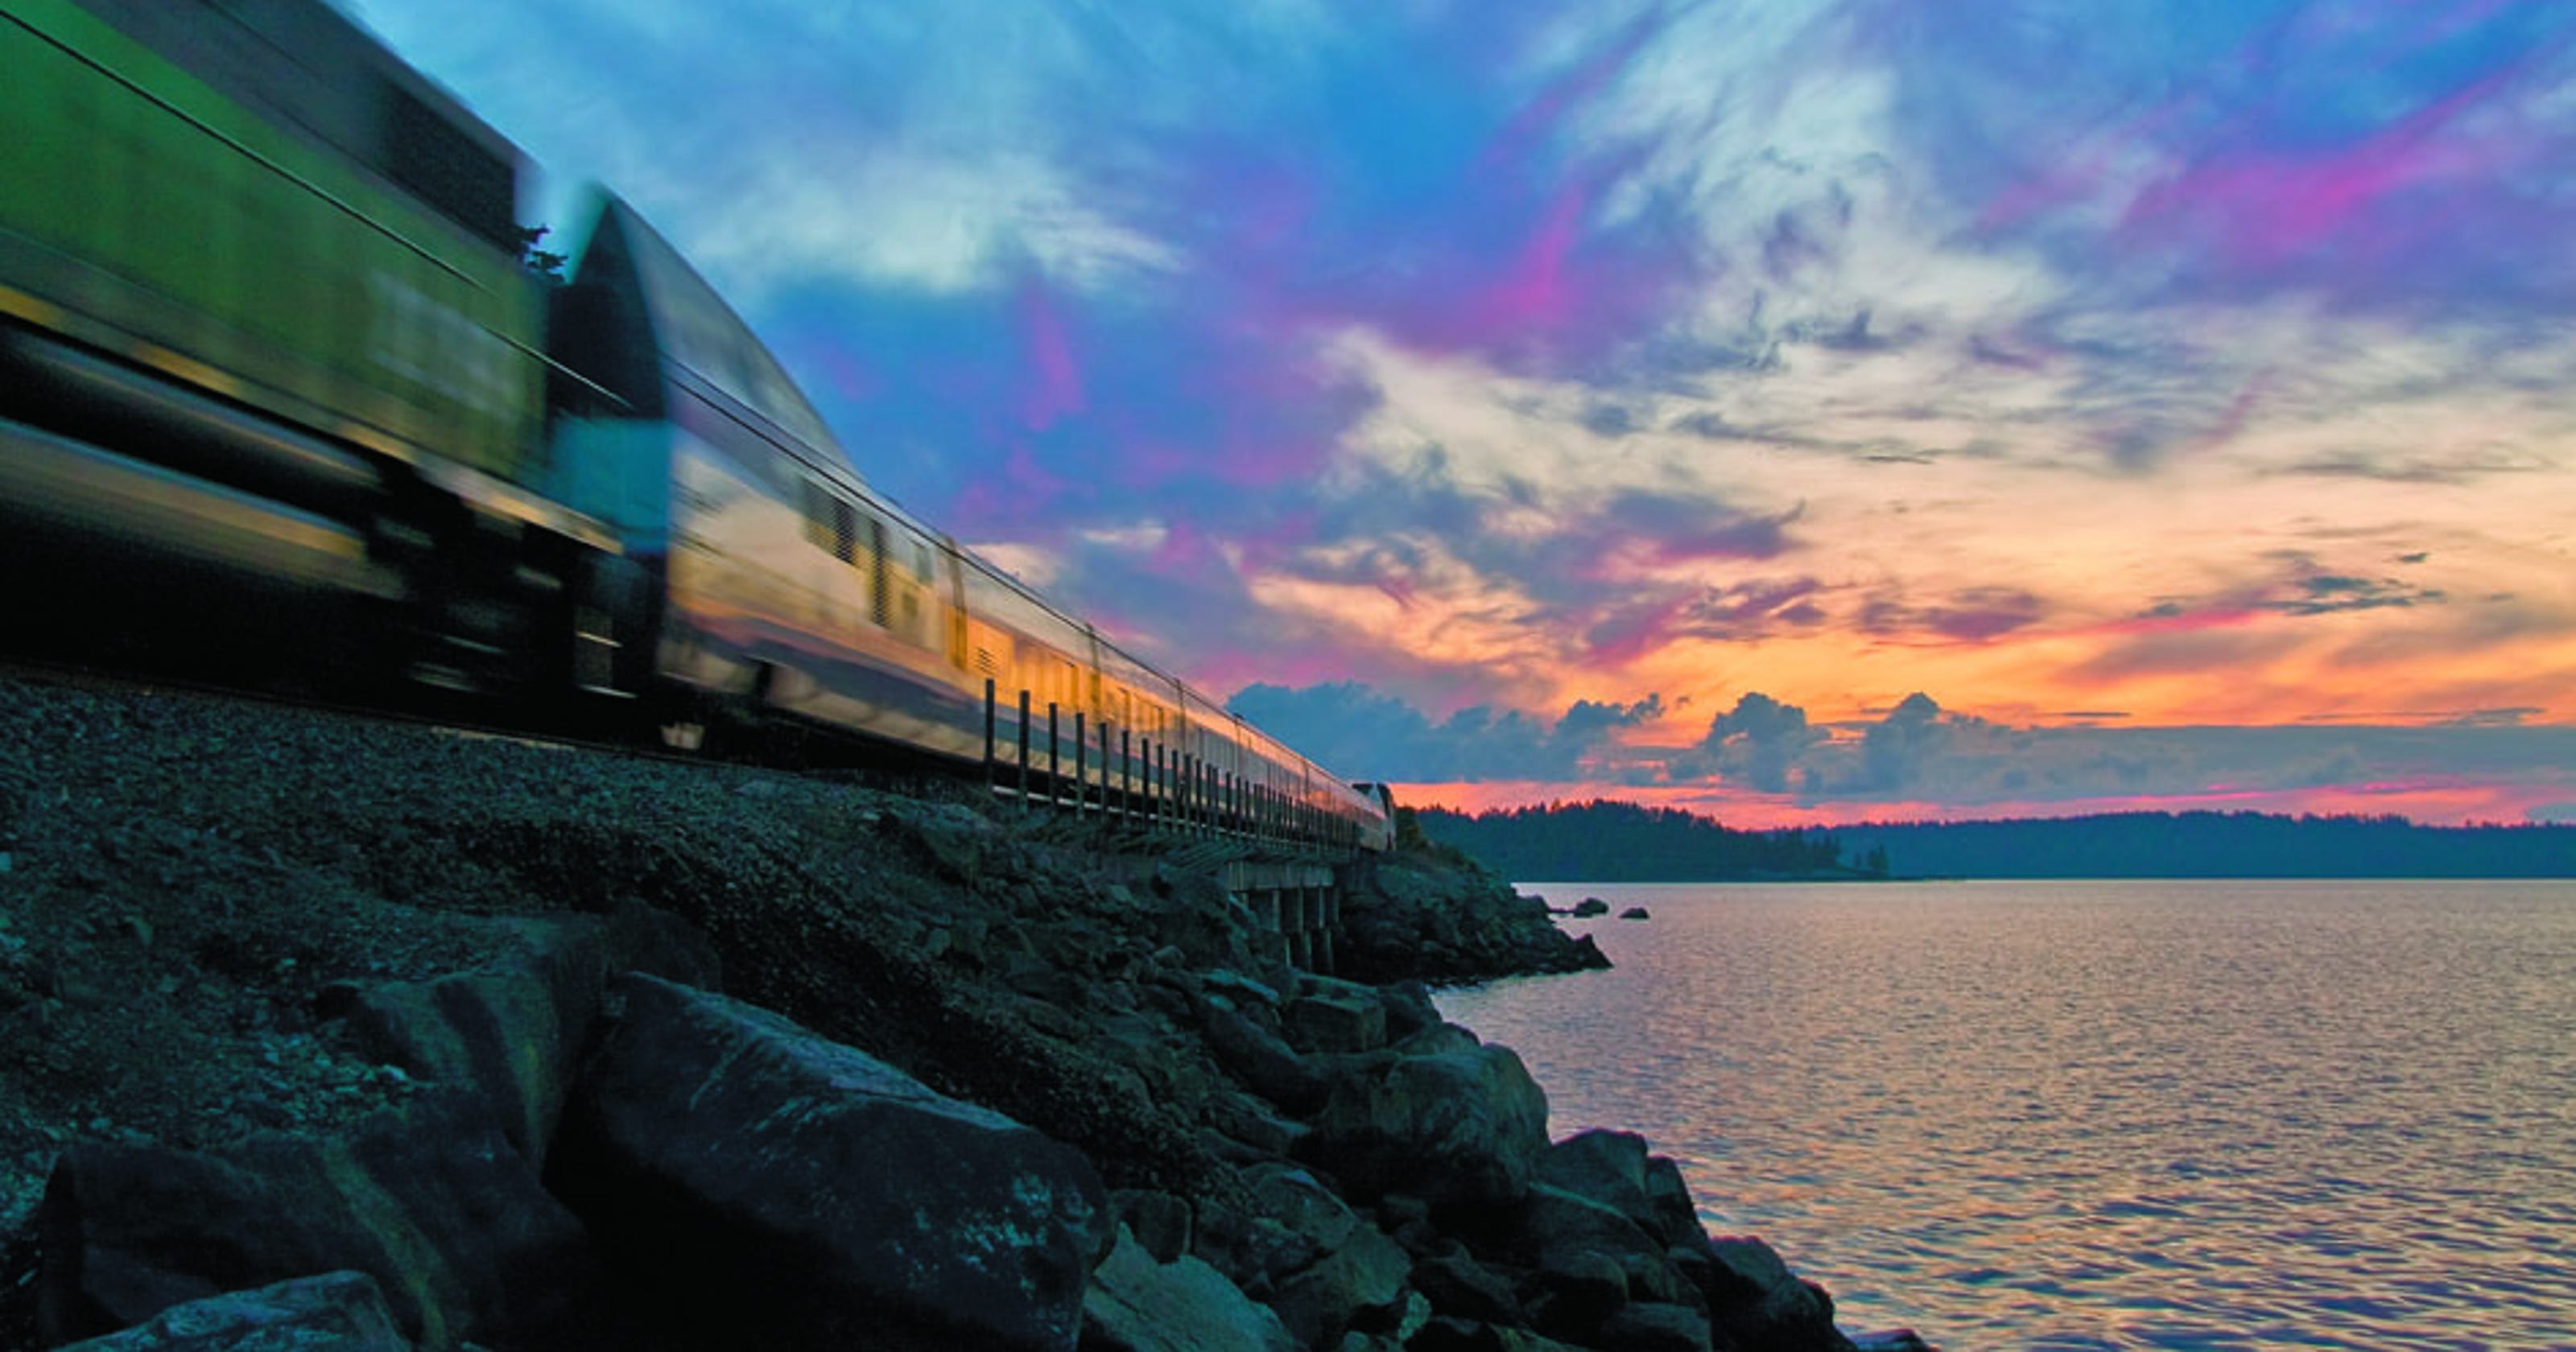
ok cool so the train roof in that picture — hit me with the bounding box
[565,195,852,480]
[65,0,526,254]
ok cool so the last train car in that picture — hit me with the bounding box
[545,196,1389,848]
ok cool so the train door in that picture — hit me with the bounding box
[943,542,970,670]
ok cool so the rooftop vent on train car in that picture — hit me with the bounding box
[382,82,520,253]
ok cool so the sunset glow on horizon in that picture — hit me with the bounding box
[359,0,2576,826]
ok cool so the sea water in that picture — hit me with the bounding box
[1435,880,2576,1350]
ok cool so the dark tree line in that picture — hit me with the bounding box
[1412,801,1855,882]
[1412,802,2576,880]
[1831,810,2576,879]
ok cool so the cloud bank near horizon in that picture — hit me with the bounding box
[1230,681,2576,826]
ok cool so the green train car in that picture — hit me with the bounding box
[0,0,613,685]
[2,0,543,479]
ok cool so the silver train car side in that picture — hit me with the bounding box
[543,198,1393,854]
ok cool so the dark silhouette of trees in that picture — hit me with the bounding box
[1414,802,2576,880]
[1831,810,2576,879]
[1412,801,1849,881]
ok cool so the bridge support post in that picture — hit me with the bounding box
[1214,860,1346,973]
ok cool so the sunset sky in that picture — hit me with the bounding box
[355,0,2576,826]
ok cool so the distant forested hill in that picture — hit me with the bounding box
[1412,802,2576,880]
[1831,812,2576,878]
[1409,801,1860,881]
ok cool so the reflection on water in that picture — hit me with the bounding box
[1436,880,2576,1350]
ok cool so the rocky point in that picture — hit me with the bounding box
[0,673,1926,1350]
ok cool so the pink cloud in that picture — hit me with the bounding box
[1481,8,1664,172]
[1016,277,1087,431]
[1393,773,2570,831]
[2120,66,2521,267]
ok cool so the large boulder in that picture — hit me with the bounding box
[1301,1044,1549,1208]
[1410,1252,1524,1325]
[1202,1004,1331,1115]
[1408,1316,1594,1351]
[1538,1131,1656,1230]
[1700,1237,1853,1352]
[1081,1226,1294,1352]
[1266,1224,1411,1350]
[38,1095,605,1351]
[343,930,603,1169]
[1507,1184,1667,1277]
[1281,975,1389,1055]
[53,1271,410,1351]
[1244,1163,1361,1259]
[553,972,1111,1351]
[1591,1300,1714,1352]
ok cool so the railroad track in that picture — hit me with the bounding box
[0,652,1339,864]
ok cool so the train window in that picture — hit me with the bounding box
[830,501,857,564]
[801,481,832,551]
[913,541,935,583]
[868,518,892,626]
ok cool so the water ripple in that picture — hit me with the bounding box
[1442,880,2576,1350]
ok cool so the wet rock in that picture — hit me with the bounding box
[343,922,604,1169]
[1409,1317,1596,1351]
[1569,899,1611,918]
[1411,1252,1524,1325]
[1620,1250,1697,1309]
[1267,1223,1410,1350]
[554,972,1109,1351]
[1147,872,1282,980]
[1302,1045,1549,1207]
[1081,1225,1294,1352]
[1191,1196,1319,1293]
[1203,968,1283,1008]
[1246,1162,1362,1257]
[37,1095,604,1351]
[1202,1005,1329,1116]
[1617,908,1650,921]
[1538,1131,1657,1230]
[1504,1174,1669,1272]
[1526,1248,1628,1333]
[53,1270,410,1351]
[1282,978,1388,1055]
[1702,1236,1852,1352]
[1640,1156,1703,1251]
[1375,982,1443,1044]
[1205,1093,1309,1160]
[1113,1189,1194,1264]
[1591,1300,1715,1352]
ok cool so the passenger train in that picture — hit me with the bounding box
[0,0,1393,854]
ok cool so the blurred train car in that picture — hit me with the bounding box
[0,0,1390,852]
[0,0,607,689]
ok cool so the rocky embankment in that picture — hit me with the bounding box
[0,674,1922,1351]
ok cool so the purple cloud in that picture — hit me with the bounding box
[1860,587,2049,645]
